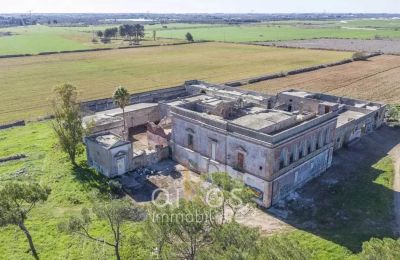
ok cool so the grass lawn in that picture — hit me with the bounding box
[0,122,150,259]
[0,42,352,123]
[286,149,396,254]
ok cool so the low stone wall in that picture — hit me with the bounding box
[81,85,188,114]
[0,120,25,130]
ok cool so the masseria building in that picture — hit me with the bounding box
[83,81,386,207]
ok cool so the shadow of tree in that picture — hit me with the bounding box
[270,126,400,253]
[71,161,110,195]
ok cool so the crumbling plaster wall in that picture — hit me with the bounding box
[271,147,331,205]
[171,116,273,180]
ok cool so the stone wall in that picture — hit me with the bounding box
[81,85,188,114]
[131,147,170,169]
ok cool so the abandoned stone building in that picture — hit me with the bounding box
[83,80,386,207]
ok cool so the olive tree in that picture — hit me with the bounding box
[0,182,51,260]
[60,199,145,260]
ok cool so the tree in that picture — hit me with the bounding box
[147,199,217,260]
[104,27,118,39]
[119,24,135,44]
[152,30,157,41]
[186,32,194,42]
[206,172,254,224]
[52,84,84,165]
[113,86,130,139]
[60,199,145,260]
[0,182,51,260]
[119,24,144,45]
[96,30,103,38]
[203,221,260,259]
[133,24,145,44]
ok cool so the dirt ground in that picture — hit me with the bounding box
[257,39,400,54]
[123,125,400,237]
[243,55,400,104]
[124,159,289,233]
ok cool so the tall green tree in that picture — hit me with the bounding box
[113,86,130,139]
[186,32,194,42]
[133,24,145,44]
[60,199,145,260]
[96,30,103,38]
[52,84,84,165]
[0,182,51,260]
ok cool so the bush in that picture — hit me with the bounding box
[352,52,369,61]
[108,180,124,198]
[387,105,400,122]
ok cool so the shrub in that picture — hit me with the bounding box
[352,52,369,61]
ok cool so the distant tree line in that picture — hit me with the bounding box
[96,24,145,45]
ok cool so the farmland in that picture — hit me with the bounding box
[0,25,186,55]
[1,19,400,55]
[243,54,400,104]
[0,42,352,123]
[157,23,400,42]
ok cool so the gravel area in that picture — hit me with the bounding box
[257,39,400,54]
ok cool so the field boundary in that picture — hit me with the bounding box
[224,52,381,87]
[0,120,25,130]
[0,41,210,59]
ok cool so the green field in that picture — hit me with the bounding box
[157,23,400,42]
[0,121,396,259]
[0,42,352,123]
[0,25,186,55]
[1,19,400,55]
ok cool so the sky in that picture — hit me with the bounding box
[1,0,400,14]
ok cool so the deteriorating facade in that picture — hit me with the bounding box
[84,80,386,207]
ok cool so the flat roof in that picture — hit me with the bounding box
[231,111,292,130]
[104,103,159,116]
[89,133,130,149]
[83,113,123,126]
[337,110,366,128]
